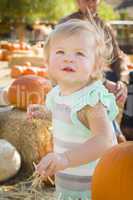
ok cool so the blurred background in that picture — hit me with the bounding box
[0,0,133,54]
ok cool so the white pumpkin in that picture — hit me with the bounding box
[0,87,10,106]
[0,139,21,182]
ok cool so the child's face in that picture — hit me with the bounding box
[48,32,96,88]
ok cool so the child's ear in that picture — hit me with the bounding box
[90,57,103,79]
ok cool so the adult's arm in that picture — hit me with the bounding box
[104,23,129,84]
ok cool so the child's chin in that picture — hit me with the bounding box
[61,79,80,86]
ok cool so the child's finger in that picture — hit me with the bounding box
[36,167,46,177]
[44,162,56,177]
[27,104,39,114]
[27,104,34,112]
[33,111,42,118]
[27,111,41,121]
[36,159,52,175]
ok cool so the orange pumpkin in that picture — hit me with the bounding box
[24,62,31,67]
[0,52,2,61]
[92,142,133,200]
[0,42,12,51]
[20,42,30,50]
[23,67,36,76]
[11,65,25,78]
[11,43,20,51]
[11,66,48,78]
[7,75,52,110]
[128,63,133,70]
[37,68,48,78]
[1,50,11,61]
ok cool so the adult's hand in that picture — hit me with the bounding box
[105,80,127,105]
[115,81,128,105]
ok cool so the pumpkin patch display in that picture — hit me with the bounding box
[92,142,133,200]
[0,139,21,182]
[0,42,31,51]
[0,42,12,51]
[1,50,11,61]
[7,75,52,110]
[11,65,48,78]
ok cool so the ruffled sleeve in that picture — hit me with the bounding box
[71,81,119,124]
[45,86,59,112]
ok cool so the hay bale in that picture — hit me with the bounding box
[0,108,53,175]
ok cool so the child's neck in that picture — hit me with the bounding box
[58,81,91,96]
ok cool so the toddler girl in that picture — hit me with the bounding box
[27,19,118,200]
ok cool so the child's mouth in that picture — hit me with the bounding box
[62,67,75,72]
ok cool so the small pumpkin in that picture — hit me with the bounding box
[0,51,2,61]
[24,61,31,67]
[23,67,36,76]
[0,42,12,51]
[11,66,48,78]
[20,42,30,50]
[11,43,20,51]
[7,75,52,110]
[1,50,11,61]
[92,142,133,200]
[37,68,48,78]
[128,63,133,70]
[11,65,25,78]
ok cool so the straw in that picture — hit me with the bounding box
[33,162,55,186]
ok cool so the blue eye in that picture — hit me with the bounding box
[76,52,85,57]
[56,50,64,54]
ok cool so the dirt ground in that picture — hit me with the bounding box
[0,61,56,199]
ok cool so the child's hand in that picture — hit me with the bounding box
[36,152,69,178]
[27,104,45,121]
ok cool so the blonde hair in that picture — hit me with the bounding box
[44,18,113,80]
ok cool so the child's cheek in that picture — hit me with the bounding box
[49,57,60,75]
[50,54,59,66]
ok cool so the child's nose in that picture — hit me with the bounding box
[64,53,75,63]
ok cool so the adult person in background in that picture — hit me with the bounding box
[59,0,128,106]
[59,0,128,143]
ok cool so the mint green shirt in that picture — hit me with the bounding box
[46,80,118,200]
